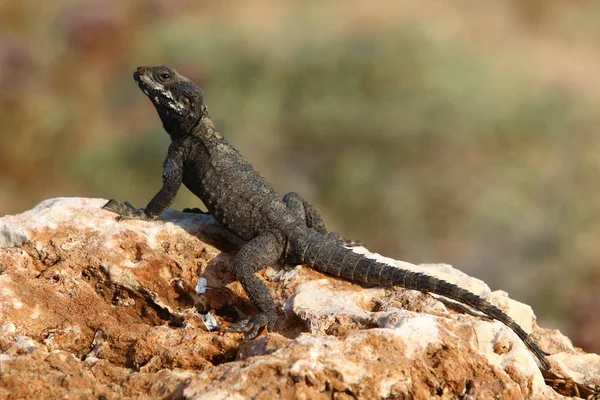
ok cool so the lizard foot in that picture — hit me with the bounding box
[182,207,209,214]
[326,232,363,248]
[102,199,151,221]
[225,313,273,339]
[341,239,363,247]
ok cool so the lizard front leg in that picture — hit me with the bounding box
[226,231,284,338]
[103,144,184,220]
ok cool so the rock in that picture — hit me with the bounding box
[0,197,598,399]
[0,222,27,249]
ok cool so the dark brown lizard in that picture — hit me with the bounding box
[103,65,551,370]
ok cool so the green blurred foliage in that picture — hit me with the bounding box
[1,0,600,351]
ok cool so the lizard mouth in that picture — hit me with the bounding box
[133,70,153,97]
[132,68,188,117]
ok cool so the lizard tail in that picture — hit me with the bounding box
[299,231,550,370]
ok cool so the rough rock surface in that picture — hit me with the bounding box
[0,198,598,399]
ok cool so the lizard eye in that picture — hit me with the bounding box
[156,71,172,82]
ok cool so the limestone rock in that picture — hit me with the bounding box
[0,198,598,399]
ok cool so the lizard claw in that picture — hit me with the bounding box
[182,207,208,214]
[326,232,363,248]
[102,199,150,221]
[226,313,273,339]
[341,239,363,247]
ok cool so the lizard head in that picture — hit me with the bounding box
[134,65,207,136]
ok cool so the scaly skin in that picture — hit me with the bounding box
[103,65,550,370]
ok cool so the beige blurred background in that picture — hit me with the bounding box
[1,0,599,352]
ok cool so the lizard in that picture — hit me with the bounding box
[102,65,551,370]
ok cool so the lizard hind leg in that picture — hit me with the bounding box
[226,231,285,338]
[282,192,362,247]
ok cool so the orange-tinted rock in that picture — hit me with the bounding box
[0,198,597,399]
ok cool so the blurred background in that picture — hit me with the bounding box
[1,0,599,352]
